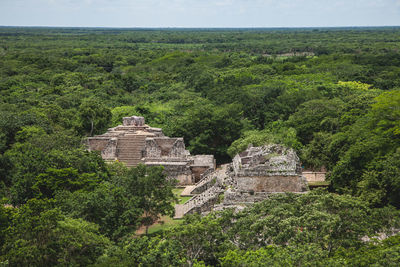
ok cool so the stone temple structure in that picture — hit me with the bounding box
[174,144,309,218]
[224,144,308,204]
[87,116,215,185]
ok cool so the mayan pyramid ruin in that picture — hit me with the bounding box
[87,116,215,185]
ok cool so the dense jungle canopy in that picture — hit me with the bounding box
[0,27,400,266]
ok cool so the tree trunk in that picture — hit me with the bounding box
[90,119,94,136]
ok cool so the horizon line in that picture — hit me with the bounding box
[1,25,400,29]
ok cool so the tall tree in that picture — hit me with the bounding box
[128,165,176,235]
[78,98,111,136]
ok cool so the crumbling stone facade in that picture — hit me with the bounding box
[175,144,309,218]
[224,144,308,205]
[87,116,215,185]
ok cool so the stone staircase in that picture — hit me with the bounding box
[116,135,147,167]
[175,185,223,218]
[191,164,229,194]
[174,165,230,219]
[180,185,196,197]
[191,168,217,194]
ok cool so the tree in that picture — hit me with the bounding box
[358,148,400,208]
[166,214,232,266]
[0,200,13,249]
[33,167,100,199]
[129,165,177,235]
[287,98,343,144]
[110,105,139,126]
[78,98,111,136]
[330,90,400,196]
[301,132,333,170]
[227,121,301,158]
[1,199,110,266]
[57,181,143,241]
[223,190,399,253]
[165,102,243,163]
[369,89,400,138]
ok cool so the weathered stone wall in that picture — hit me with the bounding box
[214,144,309,210]
[236,175,308,193]
[144,138,161,158]
[184,185,223,215]
[123,116,145,126]
[87,138,111,152]
[145,162,193,185]
[168,139,187,157]
[189,194,220,214]
[223,189,307,205]
[155,138,177,156]
[233,144,301,177]
[101,138,118,160]
[303,172,326,183]
[145,137,189,158]
[223,189,271,204]
[190,166,209,183]
[189,155,216,169]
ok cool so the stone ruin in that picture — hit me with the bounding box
[174,144,309,218]
[224,144,308,204]
[87,117,309,218]
[87,116,215,185]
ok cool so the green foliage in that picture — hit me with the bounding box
[287,98,343,143]
[228,121,302,157]
[0,201,13,249]
[223,190,395,252]
[78,98,111,136]
[221,235,400,267]
[301,132,333,170]
[358,148,400,208]
[33,167,101,199]
[57,164,175,239]
[111,106,139,127]
[165,214,233,266]
[57,181,142,241]
[370,89,400,137]
[330,90,400,197]
[221,245,331,267]
[332,234,400,266]
[1,199,110,266]
[1,27,400,265]
[97,190,400,266]
[5,142,108,205]
[130,165,177,234]
[95,235,186,267]
[166,102,243,162]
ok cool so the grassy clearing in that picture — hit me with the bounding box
[172,188,191,204]
[147,216,183,234]
[145,187,192,234]
[177,196,191,204]
[172,188,184,196]
[308,181,330,187]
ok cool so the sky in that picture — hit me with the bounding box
[0,0,399,28]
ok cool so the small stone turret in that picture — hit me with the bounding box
[123,116,145,126]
